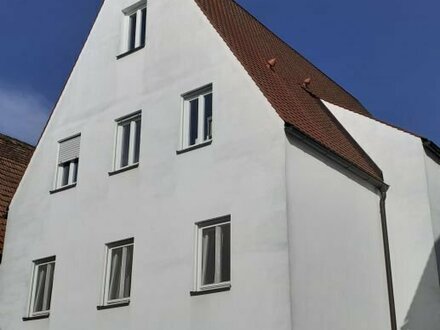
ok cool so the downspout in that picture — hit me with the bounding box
[379,186,397,330]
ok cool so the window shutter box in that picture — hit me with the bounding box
[58,135,81,164]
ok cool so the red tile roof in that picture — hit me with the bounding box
[194,0,383,180]
[0,134,34,256]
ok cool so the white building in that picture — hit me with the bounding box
[0,0,438,329]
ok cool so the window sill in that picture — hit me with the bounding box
[190,284,231,296]
[23,313,50,321]
[108,163,139,176]
[116,45,145,60]
[176,140,212,155]
[97,301,130,310]
[50,183,77,194]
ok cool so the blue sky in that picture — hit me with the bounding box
[0,0,439,145]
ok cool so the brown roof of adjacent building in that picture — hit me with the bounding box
[0,134,34,257]
[194,0,383,180]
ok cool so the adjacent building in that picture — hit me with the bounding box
[0,134,34,263]
[0,0,439,329]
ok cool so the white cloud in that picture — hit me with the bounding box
[0,84,51,145]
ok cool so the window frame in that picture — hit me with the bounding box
[193,216,231,293]
[102,238,135,306]
[119,1,147,57]
[27,256,56,318]
[112,111,142,173]
[53,134,80,191]
[180,84,213,151]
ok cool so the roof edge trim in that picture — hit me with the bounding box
[285,124,388,192]
[423,138,440,160]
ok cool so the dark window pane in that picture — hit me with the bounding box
[72,159,78,183]
[133,120,141,164]
[201,227,216,285]
[189,99,199,146]
[120,123,131,168]
[220,224,231,282]
[129,13,137,50]
[33,264,47,312]
[45,263,55,311]
[204,93,213,141]
[123,245,133,298]
[61,163,70,187]
[109,248,123,300]
[140,8,147,46]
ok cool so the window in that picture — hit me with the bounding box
[113,112,141,171]
[28,257,56,318]
[102,239,134,306]
[194,216,230,293]
[55,134,80,189]
[121,1,147,55]
[181,85,213,150]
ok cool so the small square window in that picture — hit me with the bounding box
[114,112,142,171]
[180,85,213,150]
[121,1,147,55]
[28,257,56,318]
[103,239,134,306]
[194,217,230,292]
[55,134,80,189]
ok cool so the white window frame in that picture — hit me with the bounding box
[113,111,142,171]
[194,216,231,292]
[180,84,213,150]
[102,239,134,306]
[54,134,80,190]
[27,257,56,318]
[120,1,147,54]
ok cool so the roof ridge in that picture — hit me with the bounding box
[0,133,35,150]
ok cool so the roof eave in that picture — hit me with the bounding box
[285,124,388,192]
[422,138,440,161]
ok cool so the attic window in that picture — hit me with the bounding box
[118,1,147,58]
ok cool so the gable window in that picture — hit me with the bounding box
[27,257,56,318]
[102,238,134,307]
[180,84,213,151]
[54,134,80,190]
[112,112,141,173]
[192,216,230,294]
[119,1,147,57]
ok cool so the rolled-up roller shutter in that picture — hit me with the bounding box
[58,135,81,164]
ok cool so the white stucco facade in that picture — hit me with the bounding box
[285,137,391,330]
[0,0,432,329]
[0,1,292,329]
[327,100,440,330]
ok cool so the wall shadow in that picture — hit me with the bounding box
[401,238,440,330]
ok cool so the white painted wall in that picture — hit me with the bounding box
[326,100,440,329]
[0,0,291,329]
[0,0,396,329]
[285,136,391,330]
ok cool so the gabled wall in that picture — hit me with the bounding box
[0,0,292,329]
[0,0,398,329]
[285,136,391,330]
[326,100,440,329]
